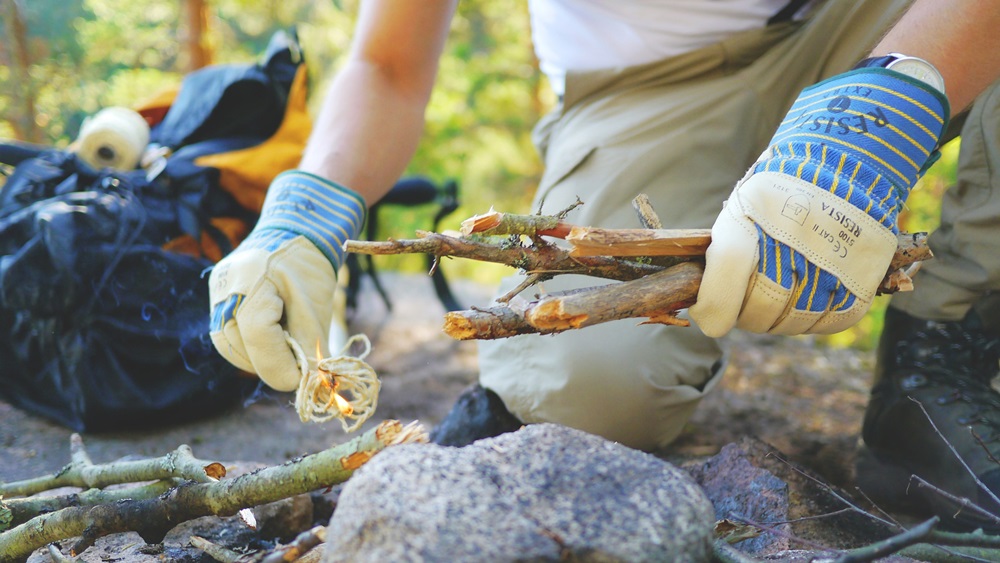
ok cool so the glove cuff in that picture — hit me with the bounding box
[249,170,367,270]
[768,67,949,194]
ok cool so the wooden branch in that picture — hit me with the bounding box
[440,232,927,341]
[351,229,924,285]
[444,262,703,340]
[444,304,547,340]
[4,479,180,529]
[346,231,669,282]
[834,517,939,562]
[632,194,663,230]
[460,209,572,238]
[566,227,712,257]
[524,261,702,331]
[260,525,327,563]
[347,202,932,341]
[0,433,221,498]
[189,536,248,563]
[0,420,426,562]
[567,228,930,266]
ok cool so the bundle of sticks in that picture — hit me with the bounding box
[346,195,931,341]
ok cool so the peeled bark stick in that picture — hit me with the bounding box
[445,304,552,340]
[443,262,703,340]
[441,233,930,341]
[888,232,932,272]
[567,227,713,257]
[632,194,664,230]
[525,261,702,331]
[566,228,930,263]
[346,231,666,282]
[0,420,426,562]
[0,433,221,498]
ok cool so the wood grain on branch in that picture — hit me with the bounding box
[346,231,669,282]
[444,262,703,340]
[348,201,932,341]
[357,230,929,341]
[566,227,712,257]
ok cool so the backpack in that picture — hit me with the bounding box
[0,31,307,431]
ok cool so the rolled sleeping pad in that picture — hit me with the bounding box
[74,107,151,171]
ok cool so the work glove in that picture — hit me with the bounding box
[690,67,948,336]
[209,170,366,391]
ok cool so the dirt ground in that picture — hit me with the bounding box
[0,273,489,483]
[0,271,876,534]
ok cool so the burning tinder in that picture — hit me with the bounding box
[287,333,381,432]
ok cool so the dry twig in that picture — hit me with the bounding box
[347,197,934,342]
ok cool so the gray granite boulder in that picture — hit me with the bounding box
[324,423,714,562]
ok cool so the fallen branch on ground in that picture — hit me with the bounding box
[347,195,933,341]
[0,420,426,562]
[0,433,221,498]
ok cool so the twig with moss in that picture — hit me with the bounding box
[0,420,426,562]
[0,433,221,498]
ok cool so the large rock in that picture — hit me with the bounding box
[324,424,714,562]
[686,436,897,557]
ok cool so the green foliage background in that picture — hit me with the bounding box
[1,0,546,283]
[0,0,956,350]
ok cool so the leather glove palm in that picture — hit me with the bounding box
[209,170,366,390]
[690,67,948,336]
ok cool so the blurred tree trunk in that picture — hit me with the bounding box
[0,0,41,142]
[183,0,212,71]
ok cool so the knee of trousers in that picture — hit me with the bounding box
[478,275,726,452]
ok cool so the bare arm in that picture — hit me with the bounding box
[299,0,458,206]
[872,1,1000,115]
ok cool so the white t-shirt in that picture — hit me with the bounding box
[528,0,797,95]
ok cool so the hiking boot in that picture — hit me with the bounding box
[429,383,524,447]
[857,304,1000,531]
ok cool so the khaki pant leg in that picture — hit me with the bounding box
[891,79,1000,321]
[480,0,912,451]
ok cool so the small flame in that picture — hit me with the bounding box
[332,391,354,416]
[317,367,355,417]
[313,340,354,417]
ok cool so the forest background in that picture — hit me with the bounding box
[0,0,957,350]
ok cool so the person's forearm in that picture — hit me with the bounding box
[873,1,1000,114]
[298,0,456,206]
[299,61,430,206]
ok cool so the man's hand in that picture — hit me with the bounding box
[690,66,948,336]
[209,171,366,390]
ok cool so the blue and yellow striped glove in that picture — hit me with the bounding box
[690,67,948,336]
[209,171,366,390]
